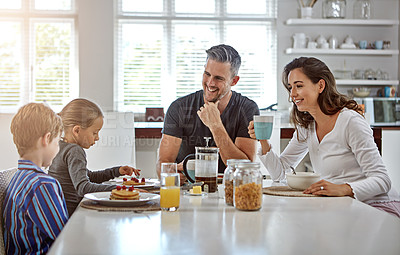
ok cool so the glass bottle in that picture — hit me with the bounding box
[233,162,263,211]
[223,159,250,206]
[353,0,371,19]
[323,0,346,19]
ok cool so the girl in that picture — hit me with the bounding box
[248,57,400,218]
[49,98,140,215]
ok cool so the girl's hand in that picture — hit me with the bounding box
[248,121,256,140]
[303,179,354,197]
[119,166,141,177]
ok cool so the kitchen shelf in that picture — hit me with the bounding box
[285,48,399,55]
[335,80,399,86]
[285,19,399,26]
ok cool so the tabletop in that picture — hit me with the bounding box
[48,182,400,255]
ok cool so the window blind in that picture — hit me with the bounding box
[0,0,77,113]
[117,0,277,112]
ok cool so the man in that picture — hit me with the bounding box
[156,44,260,179]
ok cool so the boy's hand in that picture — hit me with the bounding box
[119,166,141,177]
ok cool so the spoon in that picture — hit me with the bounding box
[290,166,296,175]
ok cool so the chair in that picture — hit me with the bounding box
[85,112,136,170]
[0,167,17,255]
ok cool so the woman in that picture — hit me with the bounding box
[248,57,400,217]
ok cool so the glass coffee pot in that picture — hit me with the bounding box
[183,146,219,193]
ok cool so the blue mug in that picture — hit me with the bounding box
[375,40,383,50]
[359,40,367,49]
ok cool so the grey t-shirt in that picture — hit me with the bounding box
[49,140,121,215]
[162,90,260,173]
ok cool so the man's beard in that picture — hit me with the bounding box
[203,88,230,103]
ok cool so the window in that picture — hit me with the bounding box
[116,0,277,112]
[0,0,77,112]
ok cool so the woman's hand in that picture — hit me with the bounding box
[303,179,354,197]
[119,166,141,177]
[248,120,271,154]
[248,121,257,140]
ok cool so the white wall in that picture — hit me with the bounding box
[0,114,19,170]
[78,0,115,110]
[382,130,400,193]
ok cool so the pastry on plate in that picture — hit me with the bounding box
[110,186,140,200]
[123,177,146,186]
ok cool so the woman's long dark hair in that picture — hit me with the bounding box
[282,57,363,130]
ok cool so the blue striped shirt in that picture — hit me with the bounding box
[3,160,69,255]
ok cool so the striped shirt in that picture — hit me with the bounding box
[3,160,69,254]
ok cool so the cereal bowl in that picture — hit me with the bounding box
[286,172,321,190]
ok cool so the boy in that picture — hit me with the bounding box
[3,103,69,254]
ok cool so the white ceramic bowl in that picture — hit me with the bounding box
[353,87,371,97]
[286,172,321,190]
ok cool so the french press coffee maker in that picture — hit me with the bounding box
[182,137,219,193]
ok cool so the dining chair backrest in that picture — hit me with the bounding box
[85,112,136,170]
[0,167,17,255]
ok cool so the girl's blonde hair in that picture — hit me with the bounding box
[59,98,104,130]
[11,103,63,157]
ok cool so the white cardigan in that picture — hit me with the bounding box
[258,108,400,204]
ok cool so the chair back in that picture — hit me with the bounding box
[86,112,136,170]
[0,167,17,255]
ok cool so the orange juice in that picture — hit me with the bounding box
[165,176,175,187]
[160,186,180,209]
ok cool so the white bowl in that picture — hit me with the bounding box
[352,87,371,97]
[286,172,321,190]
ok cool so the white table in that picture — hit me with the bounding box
[48,183,400,255]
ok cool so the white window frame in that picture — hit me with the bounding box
[0,0,78,113]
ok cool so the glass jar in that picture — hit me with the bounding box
[353,0,371,19]
[323,0,346,19]
[233,162,263,211]
[223,159,250,206]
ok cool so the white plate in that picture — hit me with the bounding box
[84,191,160,207]
[104,177,157,188]
[184,191,207,196]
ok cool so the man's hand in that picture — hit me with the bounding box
[197,101,223,131]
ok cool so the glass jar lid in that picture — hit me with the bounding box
[236,162,260,170]
[227,159,251,166]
